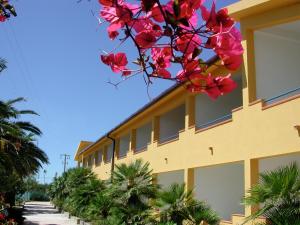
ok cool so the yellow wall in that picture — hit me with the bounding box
[75,1,300,223]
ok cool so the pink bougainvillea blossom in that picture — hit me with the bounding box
[0,14,6,22]
[176,34,202,55]
[151,47,172,69]
[100,2,139,39]
[201,2,234,32]
[101,52,131,76]
[204,74,237,99]
[135,30,159,49]
[98,0,243,99]
[98,0,114,7]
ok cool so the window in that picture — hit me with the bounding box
[105,144,113,163]
[119,134,130,158]
[159,104,185,143]
[254,20,300,104]
[135,122,151,153]
[95,149,103,166]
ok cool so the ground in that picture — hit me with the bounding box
[23,202,76,225]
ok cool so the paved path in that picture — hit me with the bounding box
[23,202,77,225]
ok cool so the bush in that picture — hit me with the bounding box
[29,191,50,201]
[48,161,220,225]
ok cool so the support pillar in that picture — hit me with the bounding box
[241,26,257,107]
[130,129,136,153]
[244,158,259,216]
[151,116,160,143]
[184,168,195,193]
[185,95,195,130]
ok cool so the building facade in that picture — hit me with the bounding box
[74,0,300,224]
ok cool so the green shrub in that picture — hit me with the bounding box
[30,191,50,201]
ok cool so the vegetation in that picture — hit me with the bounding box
[48,159,219,225]
[0,61,49,224]
[156,184,219,225]
[23,176,50,201]
[243,162,300,225]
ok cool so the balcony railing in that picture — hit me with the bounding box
[159,132,179,144]
[196,114,232,130]
[134,144,148,153]
[264,87,300,105]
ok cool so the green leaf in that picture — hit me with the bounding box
[173,0,180,18]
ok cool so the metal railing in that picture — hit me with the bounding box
[197,114,232,130]
[135,144,148,153]
[159,133,180,144]
[264,87,300,105]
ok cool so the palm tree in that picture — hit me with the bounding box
[243,162,300,225]
[67,178,105,218]
[186,199,220,225]
[156,183,219,225]
[0,80,48,205]
[0,97,47,175]
[0,97,41,151]
[111,159,158,225]
[48,167,97,212]
[85,189,114,224]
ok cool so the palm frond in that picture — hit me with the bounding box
[243,162,300,224]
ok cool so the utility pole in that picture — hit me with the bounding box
[43,170,47,184]
[60,154,70,173]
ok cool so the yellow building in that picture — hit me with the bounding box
[74,0,300,224]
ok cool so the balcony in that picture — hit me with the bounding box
[118,134,130,158]
[135,122,151,153]
[254,20,300,105]
[195,75,242,131]
[263,86,300,106]
[95,149,103,166]
[159,104,185,144]
[104,144,113,164]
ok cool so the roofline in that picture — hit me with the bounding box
[78,55,219,156]
[228,0,298,21]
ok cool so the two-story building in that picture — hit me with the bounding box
[74,0,300,224]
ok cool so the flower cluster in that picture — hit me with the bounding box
[99,0,243,99]
[0,0,17,22]
[0,213,17,225]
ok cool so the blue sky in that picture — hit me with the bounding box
[0,0,238,183]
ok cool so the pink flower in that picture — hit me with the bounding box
[100,7,118,23]
[98,0,114,7]
[201,2,234,32]
[0,213,5,220]
[150,4,165,23]
[176,60,202,82]
[176,34,201,55]
[156,68,171,78]
[100,3,139,39]
[101,53,115,66]
[101,52,131,75]
[135,30,159,49]
[130,17,161,34]
[207,27,243,68]
[116,4,134,24]
[0,15,6,22]
[107,22,122,40]
[222,55,242,71]
[204,74,237,99]
[151,47,172,69]
[111,52,128,72]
